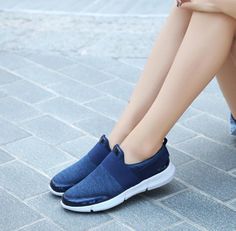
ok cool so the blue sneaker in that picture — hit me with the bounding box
[61,138,175,212]
[230,113,236,136]
[49,134,111,196]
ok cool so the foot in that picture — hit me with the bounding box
[61,137,175,212]
[49,134,112,196]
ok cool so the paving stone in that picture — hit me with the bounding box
[102,59,141,84]
[177,107,202,123]
[76,56,120,71]
[0,97,40,122]
[0,68,21,85]
[181,113,236,146]
[74,113,116,138]
[0,160,49,200]
[13,62,68,86]
[0,89,7,98]
[25,53,75,70]
[167,124,197,145]
[167,146,194,167]
[91,220,132,231]
[36,97,94,123]
[45,159,76,178]
[19,219,64,231]
[60,63,114,86]
[0,148,14,164]
[119,58,147,69]
[191,93,229,121]
[3,80,55,103]
[229,200,236,210]
[175,136,236,171]
[108,195,180,231]
[95,78,134,101]
[58,135,97,159]
[166,222,201,231]
[27,192,112,231]
[175,160,236,202]
[21,115,84,145]
[0,118,31,145]
[0,188,41,231]
[0,52,33,70]
[84,96,126,120]
[3,136,73,172]
[48,79,104,103]
[161,190,236,231]
[143,179,187,201]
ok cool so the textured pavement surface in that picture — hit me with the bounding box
[0,1,236,231]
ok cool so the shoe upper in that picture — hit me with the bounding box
[50,134,111,193]
[230,113,236,136]
[62,138,170,207]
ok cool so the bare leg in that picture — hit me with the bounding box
[108,5,192,149]
[120,11,236,164]
[216,36,236,118]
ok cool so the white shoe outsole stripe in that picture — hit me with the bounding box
[49,185,64,197]
[61,162,175,212]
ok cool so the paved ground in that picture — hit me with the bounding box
[0,1,236,231]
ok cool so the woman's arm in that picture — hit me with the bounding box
[179,0,236,20]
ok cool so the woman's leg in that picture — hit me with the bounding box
[120,11,236,164]
[216,37,236,118]
[108,5,192,148]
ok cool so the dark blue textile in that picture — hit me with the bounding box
[62,137,170,207]
[50,134,111,193]
[230,113,236,136]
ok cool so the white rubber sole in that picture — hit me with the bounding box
[61,162,175,212]
[49,185,64,197]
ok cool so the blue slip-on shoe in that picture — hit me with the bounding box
[61,137,175,212]
[230,113,236,136]
[49,134,111,196]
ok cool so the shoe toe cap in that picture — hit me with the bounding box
[50,178,72,193]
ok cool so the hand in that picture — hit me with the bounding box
[177,0,221,13]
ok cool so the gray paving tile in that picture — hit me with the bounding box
[167,124,197,145]
[74,113,116,138]
[84,96,126,120]
[3,136,73,172]
[0,188,42,231]
[175,160,236,201]
[19,219,64,231]
[0,148,14,164]
[21,115,84,145]
[229,200,236,210]
[27,192,112,231]
[0,118,31,145]
[0,52,33,70]
[161,190,236,231]
[175,136,236,171]
[58,135,98,159]
[3,80,55,103]
[119,58,146,69]
[92,220,132,231]
[0,97,40,122]
[0,89,7,98]
[48,79,104,103]
[95,78,134,101]
[108,196,180,231]
[181,113,236,146]
[102,60,141,84]
[60,63,114,86]
[191,93,228,121]
[177,107,202,123]
[0,160,49,199]
[167,146,194,167]
[36,97,94,123]
[0,68,21,85]
[166,222,201,231]
[143,179,187,201]
[13,62,68,86]
[25,53,75,70]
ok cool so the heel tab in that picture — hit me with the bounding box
[163,137,168,145]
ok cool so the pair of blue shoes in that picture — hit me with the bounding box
[49,134,175,212]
